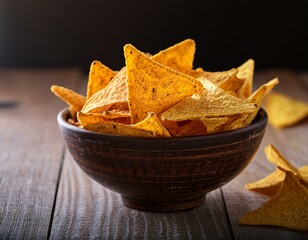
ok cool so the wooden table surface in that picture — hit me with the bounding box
[0,69,307,239]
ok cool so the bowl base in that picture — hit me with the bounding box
[121,195,206,212]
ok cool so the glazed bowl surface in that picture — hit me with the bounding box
[57,108,267,211]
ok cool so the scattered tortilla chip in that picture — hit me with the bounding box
[236,59,255,99]
[265,144,300,176]
[50,85,86,112]
[151,39,195,73]
[86,60,116,99]
[240,171,308,231]
[245,168,285,195]
[124,44,202,123]
[265,91,308,129]
[161,78,257,121]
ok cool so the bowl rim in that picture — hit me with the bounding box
[57,108,268,143]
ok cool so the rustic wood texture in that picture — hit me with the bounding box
[1,69,307,239]
[0,70,83,239]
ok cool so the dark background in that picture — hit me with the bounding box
[0,0,307,73]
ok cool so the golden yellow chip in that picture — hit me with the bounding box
[134,112,171,137]
[265,91,308,129]
[200,116,229,134]
[299,166,308,185]
[245,169,285,195]
[50,85,86,112]
[82,67,128,113]
[240,171,308,231]
[86,60,116,99]
[84,112,170,137]
[240,78,279,127]
[161,78,257,121]
[77,111,110,127]
[124,44,202,123]
[265,144,300,176]
[236,59,255,99]
[151,39,195,73]
[102,109,130,119]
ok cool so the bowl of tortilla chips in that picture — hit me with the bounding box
[53,39,277,211]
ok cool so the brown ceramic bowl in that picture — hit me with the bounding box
[57,108,267,211]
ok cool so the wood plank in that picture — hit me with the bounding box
[50,149,233,239]
[0,69,83,239]
[222,70,308,239]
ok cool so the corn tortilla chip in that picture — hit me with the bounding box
[77,111,110,127]
[161,78,257,121]
[50,85,86,112]
[82,68,128,113]
[151,39,195,73]
[124,44,202,123]
[240,171,308,231]
[236,59,255,99]
[86,60,116,99]
[265,91,308,129]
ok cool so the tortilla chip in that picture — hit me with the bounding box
[151,39,195,73]
[240,171,308,231]
[241,78,279,127]
[245,169,285,195]
[161,78,257,121]
[124,44,202,123]
[265,144,300,176]
[82,67,128,113]
[86,60,116,99]
[177,120,208,136]
[77,111,110,127]
[299,166,308,185]
[265,91,308,129]
[50,85,86,112]
[236,59,255,99]
[200,116,229,134]
[134,112,171,137]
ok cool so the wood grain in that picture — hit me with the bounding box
[222,70,308,239]
[0,69,83,239]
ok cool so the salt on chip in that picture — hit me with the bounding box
[82,67,128,113]
[265,91,308,129]
[86,60,116,99]
[236,59,255,99]
[240,171,308,231]
[124,44,203,123]
[161,78,257,122]
[50,85,86,112]
[151,39,195,73]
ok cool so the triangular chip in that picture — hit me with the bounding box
[177,120,208,136]
[200,116,229,134]
[265,91,308,129]
[151,39,195,73]
[240,171,308,231]
[241,78,279,127]
[82,68,128,113]
[124,44,202,123]
[244,168,286,195]
[236,59,255,99]
[77,111,110,127]
[265,144,300,176]
[50,85,86,112]
[86,60,116,99]
[134,112,171,137]
[161,78,257,121]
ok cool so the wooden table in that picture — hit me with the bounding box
[0,69,307,239]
